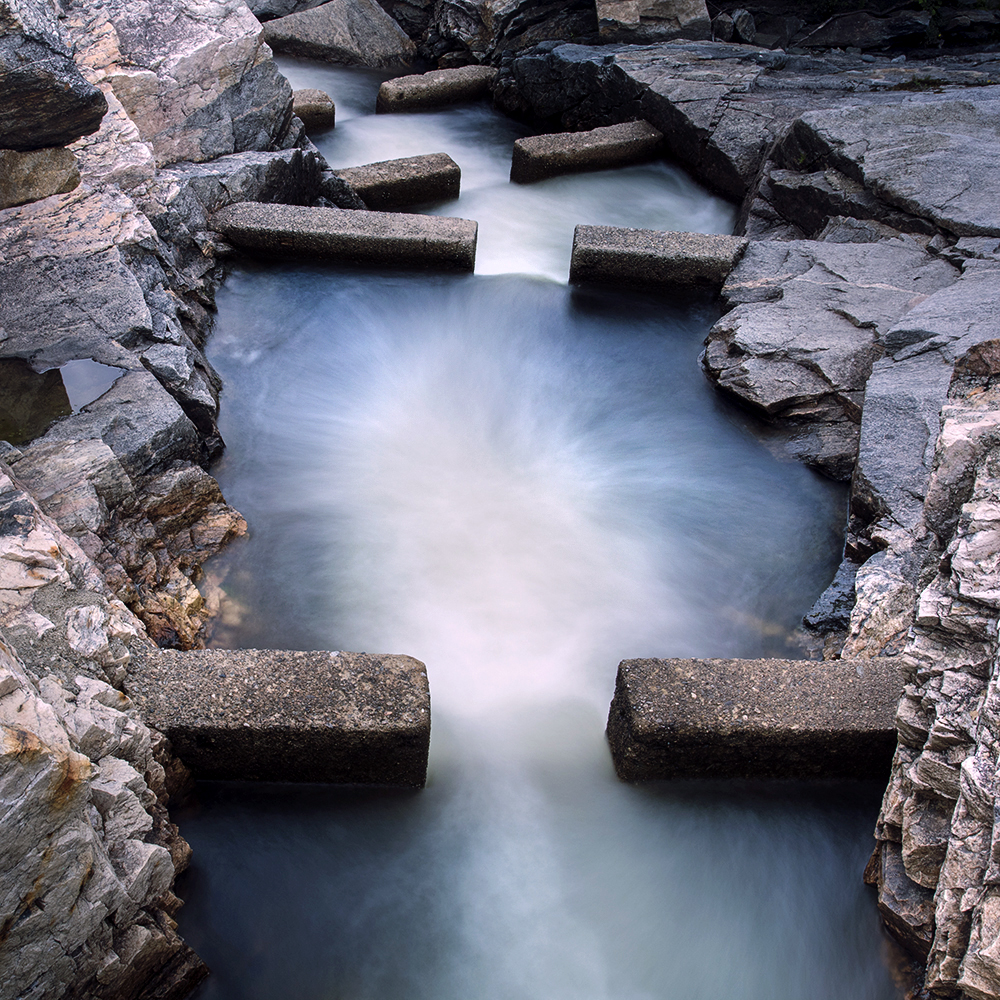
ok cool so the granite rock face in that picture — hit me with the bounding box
[0,0,107,152]
[595,0,710,44]
[0,146,80,209]
[262,0,417,67]
[702,239,957,480]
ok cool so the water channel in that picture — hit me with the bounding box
[175,60,902,1000]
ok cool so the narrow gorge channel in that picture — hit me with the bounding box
[176,62,897,1000]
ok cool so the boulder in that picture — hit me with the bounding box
[125,648,431,785]
[247,0,328,20]
[293,87,336,130]
[797,10,931,50]
[335,152,460,209]
[596,0,711,43]
[510,120,663,183]
[211,200,477,270]
[702,239,957,480]
[0,146,80,210]
[0,0,107,151]
[376,65,497,113]
[606,656,902,781]
[262,0,417,67]
[569,226,746,288]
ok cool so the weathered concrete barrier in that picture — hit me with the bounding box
[125,648,431,785]
[211,201,477,270]
[607,657,902,781]
[336,152,460,210]
[292,88,336,130]
[510,121,663,183]
[570,227,749,288]
[376,65,497,113]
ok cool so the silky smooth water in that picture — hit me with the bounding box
[176,63,902,1000]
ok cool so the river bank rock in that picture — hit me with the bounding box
[262,0,417,67]
[0,146,80,209]
[596,0,711,44]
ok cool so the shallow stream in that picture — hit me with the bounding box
[176,62,901,999]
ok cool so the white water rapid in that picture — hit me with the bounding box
[175,62,902,1000]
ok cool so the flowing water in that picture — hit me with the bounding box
[176,62,902,1000]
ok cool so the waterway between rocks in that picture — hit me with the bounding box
[175,61,901,1000]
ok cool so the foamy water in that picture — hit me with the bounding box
[176,63,901,1000]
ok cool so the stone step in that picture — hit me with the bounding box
[510,121,664,184]
[570,226,748,288]
[606,656,903,781]
[292,88,336,131]
[210,201,477,271]
[335,152,460,210]
[125,648,431,785]
[376,65,497,113]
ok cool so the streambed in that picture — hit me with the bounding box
[175,62,901,1000]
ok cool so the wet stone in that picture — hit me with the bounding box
[0,359,71,446]
[510,121,664,184]
[211,201,477,270]
[335,152,460,210]
[606,656,903,780]
[375,65,497,113]
[125,648,431,785]
[570,226,747,289]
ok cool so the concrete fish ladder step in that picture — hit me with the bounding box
[570,226,748,289]
[510,121,664,184]
[211,201,477,271]
[125,648,431,785]
[606,657,903,781]
[376,65,497,113]
[335,152,461,210]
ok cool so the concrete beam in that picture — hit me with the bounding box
[336,152,460,210]
[376,65,497,113]
[292,88,336,131]
[211,201,477,271]
[570,226,748,288]
[510,121,663,184]
[606,657,902,781]
[125,648,431,786]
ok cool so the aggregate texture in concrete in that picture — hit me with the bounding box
[126,648,431,785]
[510,120,663,183]
[376,65,497,113]
[211,201,477,270]
[607,656,902,780]
[570,226,748,288]
[336,152,461,209]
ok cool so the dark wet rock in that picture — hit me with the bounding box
[293,87,337,130]
[336,152,460,209]
[0,358,71,445]
[701,239,957,480]
[803,559,859,633]
[262,0,417,67]
[606,656,902,780]
[0,3,107,152]
[247,0,328,20]
[570,226,746,289]
[212,200,478,270]
[595,0,710,44]
[126,648,431,785]
[0,147,80,210]
[376,64,496,113]
[797,10,931,50]
[875,840,937,957]
[510,120,663,183]
[730,8,756,45]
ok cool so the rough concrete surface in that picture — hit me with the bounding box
[293,87,336,130]
[511,120,663,183]
[570,225,747,288]
[211,200,477,269]
[336,151,460,208]
[376,65,497,113]
[607,657,903,781]
[126,648,431,785]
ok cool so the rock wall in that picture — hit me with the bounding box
[0,0,361,995]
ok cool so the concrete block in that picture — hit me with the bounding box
[510,121,663,184]
[125,648,431,785]
[606,657,902,781]
[376,65,497,113]
[292,88,336,130]
[210,201,477,271]
[570,226,748,288]
[336,152,460,210]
